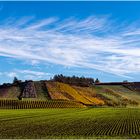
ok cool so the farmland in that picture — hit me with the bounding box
[0,79,140,139]
[0,80,140,107]
[1,108,140,139]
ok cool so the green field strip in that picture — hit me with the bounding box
[1,108,140,138]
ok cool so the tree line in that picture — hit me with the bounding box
[51,74,100,87]
[0,75,100,88]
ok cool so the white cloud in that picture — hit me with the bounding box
[0,16,140,78]
[15,69,50,76]
[0,70,52,81]
[6,72,18,78]
[30,60,40,65]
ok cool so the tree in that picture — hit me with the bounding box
[13,77,18,84]
[95,78,100,84]
[13,77,22,84]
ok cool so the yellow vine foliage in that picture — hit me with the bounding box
[46,82,68,100]
[56,82,93,105]
[47,82,93,105]
[73,86,105,105]
[46,82,105,105]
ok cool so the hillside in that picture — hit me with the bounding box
[0,80,140,107]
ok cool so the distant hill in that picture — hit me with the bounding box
[0,79,140,107]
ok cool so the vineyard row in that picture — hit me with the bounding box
[0,100,84,109]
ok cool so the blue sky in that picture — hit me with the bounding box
[0,1,140,83]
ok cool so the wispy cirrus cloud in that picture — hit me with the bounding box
[6,72,18,78]
[0,16,140,78]
[15,69,50,77]
[3,70,52,80]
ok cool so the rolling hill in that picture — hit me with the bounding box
[0,80,140,108]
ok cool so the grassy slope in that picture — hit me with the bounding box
[47,82,140,107]
[96,85,140,106]
[1,108,140,138]
[101,85,140,103]
[0,81,139,107]
[46,82,104,105]
[34,81,51,100]
[46,82,92,105]
[72,86,105,105]
[0,86,21,100]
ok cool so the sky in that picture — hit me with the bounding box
[0,1,140,83]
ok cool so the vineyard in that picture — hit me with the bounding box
[0,108,140,138]
[0,80,140,107]
[0,100,84,109]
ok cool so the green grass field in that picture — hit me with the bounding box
[1,108,140,139]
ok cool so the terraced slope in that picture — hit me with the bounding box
[34,81,51,100]
[97,85,140,106]
[0,81,140,107]
[0,85,21,99]
[72,86,104,105]
[124,82,140,92]
[46,82,94,105]
[46,82,139,107]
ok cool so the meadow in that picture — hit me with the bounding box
[1,108,140,139]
